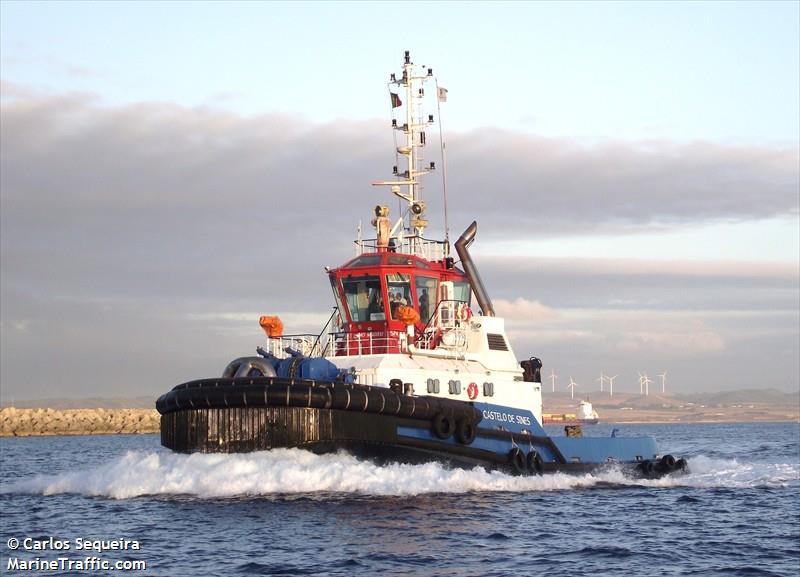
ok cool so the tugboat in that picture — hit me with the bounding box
[156,51,686,478]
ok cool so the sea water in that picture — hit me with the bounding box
[1,422,798,576]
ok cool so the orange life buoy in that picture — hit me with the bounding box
[396,305,420,326]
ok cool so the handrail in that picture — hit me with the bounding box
[313,307,339,356]
[266,300,477,359]
[419,298,468,333]
[356,235,448,261]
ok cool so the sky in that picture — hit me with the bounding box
[1,1,798,401]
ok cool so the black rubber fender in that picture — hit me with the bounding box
[526,450,544,475]
[329,385,354,411]
[203,385,228,408]
[432,412,456,439]
[414,396,433,418]
[639,460,655,476]
[366,387,387,413]
[455,419,476,445]
[382,389,402,415]
[661,454,676,470]
[267,383,290,407]
[351,387,369,411]
[508,447,526,475]
[156,377,483,425]
[242,384,267,407]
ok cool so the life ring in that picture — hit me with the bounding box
[526,450,544,475]
[508,447,526,475]
[456,304,473,322]
[455,419,476,445]
[432,412,456,439]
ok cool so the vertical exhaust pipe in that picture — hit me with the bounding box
[454,221,495,317]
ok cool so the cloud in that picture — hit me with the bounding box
[449,129,798,235]
[493,298,557,321]
[479,256,799,312]
[1,88,797,398]
[502,307,727,354]
[2,89,796,230]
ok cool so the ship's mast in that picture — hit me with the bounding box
[373,50,437,253]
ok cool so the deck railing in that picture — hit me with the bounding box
[356,235,447,262]
[262,301,471,360]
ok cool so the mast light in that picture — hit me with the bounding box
[404,50,410,64]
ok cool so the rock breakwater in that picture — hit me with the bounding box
[0,407,159,437]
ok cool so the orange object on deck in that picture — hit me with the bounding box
[396,305,420,326]
[259,315,284,337]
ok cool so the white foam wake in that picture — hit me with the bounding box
[641,454,800,489]
[1,450,797,499]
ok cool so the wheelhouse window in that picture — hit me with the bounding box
[453,280,471,305]
[386,273,412,319]
[342,276,384,322]
[387,255,414,266]
[329,277,346,323]
[347,255,383,268]
[416,276,438,324]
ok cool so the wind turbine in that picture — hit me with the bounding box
[637,372,644,395]
[596,371,606,392]
[607,374,618,397]
[658,371,668,394]
[549,369,558,393]
[567,377,578,400]
[642,373,653,396]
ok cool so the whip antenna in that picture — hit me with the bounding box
[436,79,450,256]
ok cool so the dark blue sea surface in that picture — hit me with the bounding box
[1,422,798,576]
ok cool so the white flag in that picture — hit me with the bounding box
[437,87,448,102]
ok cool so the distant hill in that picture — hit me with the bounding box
[543,388,799,412]
[541,387,799,423]
[673,388,800,406]
[0,396,157,410]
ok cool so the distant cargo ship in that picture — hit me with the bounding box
[543,400,599,425]
[577,400,600,424]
